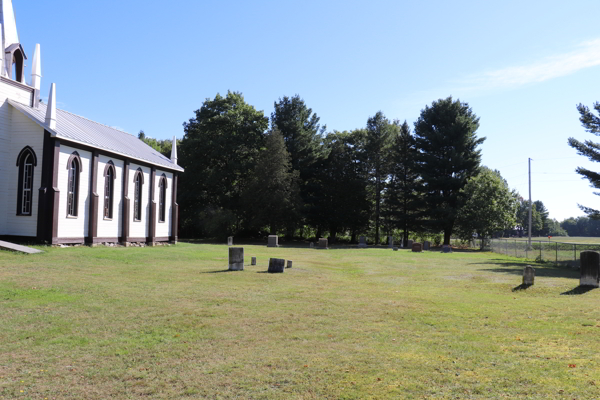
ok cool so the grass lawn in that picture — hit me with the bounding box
[0,243,599,399]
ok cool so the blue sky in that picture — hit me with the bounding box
[16,0,600,222]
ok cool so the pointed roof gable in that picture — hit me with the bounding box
[0,0,19,49]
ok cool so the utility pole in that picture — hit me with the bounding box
[528,158,532,249]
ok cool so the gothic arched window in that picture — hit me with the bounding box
[66,152,82,217]
[133,168,144,221]
[103,161,117,219]
[158,174,168,223]
[16,146,37,216]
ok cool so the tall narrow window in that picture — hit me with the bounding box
[158,174,168,222]
[66,152,82,217]
[16,146,37,216]
[133,168,144,221]
[103,161,116,219]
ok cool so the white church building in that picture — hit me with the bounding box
[0,0,183,245]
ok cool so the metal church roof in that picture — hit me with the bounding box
[8,99,183,172]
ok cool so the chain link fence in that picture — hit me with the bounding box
[488,239,600,268]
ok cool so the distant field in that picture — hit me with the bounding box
[509,236,600,244]
[1,243,598,399]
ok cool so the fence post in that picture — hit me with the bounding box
[506,240,508,256]
[539,241,542,260]
[515,240,517,257]
[556,242,558,264]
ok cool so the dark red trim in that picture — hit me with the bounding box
[103,160,117,179]
[16,146,37,216]
[148,167,156,243]
[86,151,99,245]
[37,131,60,244]
[170,173,178,243]
[57,237,85,244]
[16,146,38,166]
[121,160,130,244]
[128,237,146,243]
[93,237,119,244]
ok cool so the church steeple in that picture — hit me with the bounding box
[0,0,19,50]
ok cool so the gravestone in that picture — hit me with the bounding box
[388,236,394,248]
[423,241,431,250]
[227,236,233,246]
[441,244,452,253]
[523,265,535,285]
[580,250,600,287]
[358,236,367,248]
[251,256,256,266]
[393,247,398,251]
[412,242,423,252]
[268,258,285,273]
[228,247,244,271]
[286,260,293,268]
[400,241,404,248]
[407,239,413,248]
[318,238,328,250]
[310,242,314,248]
[268,235,279,248]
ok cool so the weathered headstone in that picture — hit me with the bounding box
[228,247,244,271]
[412,242,423,252]
[407,239,413,248]
[251,256,257,266]
[310,242,314,248]
[268,258,285,273]
[286,260,293,268]
[393,247,398,251]
[423,241,431,250]
[227,236,233,246]
[580,250,600,287]
[318,238,328,250]
[268,235,279,248]
[358,236,367,248]
[523,265,535,285]
[388,236,394,248]
[441,244,452,253]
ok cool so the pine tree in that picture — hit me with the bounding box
[568,102,600,218]
[384,121,422,246]
[414,97,485,245]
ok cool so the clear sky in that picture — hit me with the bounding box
[16,0,600,222]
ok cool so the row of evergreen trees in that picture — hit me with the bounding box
[142,92,524,244]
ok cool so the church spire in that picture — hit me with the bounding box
[171,136,178,164]
[45,83,56,130]
[0,0,19,50]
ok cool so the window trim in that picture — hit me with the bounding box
[133,168,144,222]
[103,161,117,220]
[16,146,37,216]
[158,173,168,223]
[66,151,83,217]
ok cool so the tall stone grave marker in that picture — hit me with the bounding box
[580,250,600,287]
[442,245,452,253]
[268,235,279,248]
[286,260,293,268]
[523,265,535,285]
[228,247,244,271]
[251,256,257,266]
[268,258,285,273]
[407,239,413,248]
[227,236,233,246]
[358,236,367,248]
[318,238,328,250]
[423,241,431,250]
[388,236,394,248]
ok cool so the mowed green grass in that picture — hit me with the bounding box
[0,244,599,399]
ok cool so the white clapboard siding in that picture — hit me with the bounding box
[0,80,33,107]
[128,163,150,239]
[57,145,91,239]
[155,170,173,238]
[4,107,45,236]
[0,100,14,235]
[97,156,124,239]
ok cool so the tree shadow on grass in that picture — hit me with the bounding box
[476,259,580,280]
[561,286,598,295]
